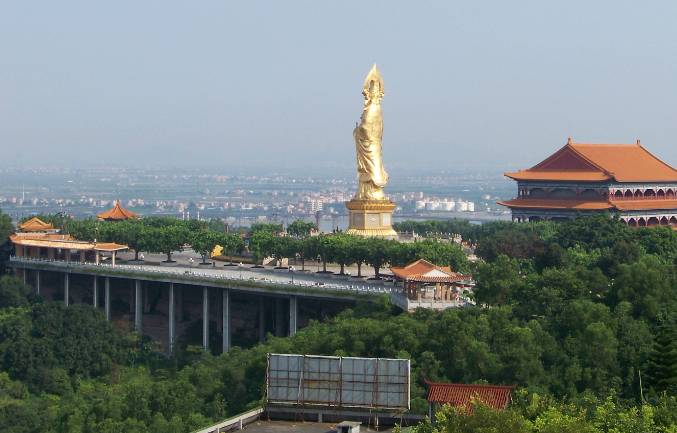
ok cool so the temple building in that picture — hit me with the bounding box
[499,139,677,226]
[96,199,140,221]
[11,217,128,266]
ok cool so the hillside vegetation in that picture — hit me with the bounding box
[1,212,677,432]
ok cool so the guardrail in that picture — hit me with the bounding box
[191,407,263,433]
[389,292,475,310]
[9,256,394,297]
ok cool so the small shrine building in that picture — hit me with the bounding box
[499,139,677,226]
[390,259,470,301]
[96,199,140,221]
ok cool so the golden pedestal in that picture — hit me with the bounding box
[345,200,398,239]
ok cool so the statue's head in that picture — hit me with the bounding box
[362,64,384,106]
[363,80,384,105]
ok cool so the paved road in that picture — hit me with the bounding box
[114,250,392,289]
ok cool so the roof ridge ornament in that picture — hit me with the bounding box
[567,137,572,145]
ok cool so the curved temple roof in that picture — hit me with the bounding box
[506,140,677,183]
[96,199,140,220]
[390,259,470,283]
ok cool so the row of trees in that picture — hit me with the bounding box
[21,215,246,265]
[21,214,468,275]
[248,231,470,276]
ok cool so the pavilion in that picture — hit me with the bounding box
[499,139,677,226]
[10,217,128,265]
[390,259,470,302]
[425,379,516,425]
[96,199,140,221]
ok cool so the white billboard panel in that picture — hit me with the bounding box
[266,354,410,410]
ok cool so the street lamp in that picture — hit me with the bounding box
[289,266,295,285]
[139,254,145,271]
[238,262,244,280]
[189,257,194,272]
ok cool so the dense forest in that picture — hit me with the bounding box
[2,209,677,432]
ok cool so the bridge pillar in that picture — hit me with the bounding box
[35,270,40,296]
[135,280,142,332]
[64,273,69,306]
[202,287,209,351]
[168,283,175,354]
[222,288,230,354]
[259,296,266,343]
[143,281,150,313]
[105,277,111,321]
[289,295,298,336]
[177,286,183,322]
[93,276,98,308]
[275,298,285,337]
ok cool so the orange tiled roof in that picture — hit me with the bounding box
[497,198,615,210]
[390,259,469,283]
[612,200,677,211]
[505,171,612,181]
[505,140,677,183]
[425,379,516,412]
[499,198,677,212]
[10,234,128,251]
[96,199,140,220]
[18,217,55,232]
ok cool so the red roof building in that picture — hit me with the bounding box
[425,379,516,425]
[96,199,140,221]
[391,259,470,302]
[499,139,677,226]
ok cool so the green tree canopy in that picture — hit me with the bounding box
[286,220,318,237]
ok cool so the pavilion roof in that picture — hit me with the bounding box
[390,259,469,283]
[10,234,128,251]
[96,199,140,220]
[425,379,516,412]
[505,139,677,183]
[18,217,56,232]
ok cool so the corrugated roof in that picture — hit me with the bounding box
[504,140,677,183]
[497,198,614,210]
[425,380,516,412]
[96,199,140,220]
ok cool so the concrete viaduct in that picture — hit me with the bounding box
[10,256,393,355]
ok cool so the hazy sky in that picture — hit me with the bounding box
[2,2,677,171]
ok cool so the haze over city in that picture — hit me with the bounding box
[3,2,677,170]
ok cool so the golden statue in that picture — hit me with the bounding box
[353,64,388,201]
[346,65,398,239]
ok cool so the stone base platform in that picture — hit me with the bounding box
[345,200,398,239]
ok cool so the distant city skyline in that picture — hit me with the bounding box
[3,2,677,170]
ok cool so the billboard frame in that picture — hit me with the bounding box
[266,354,410,411]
